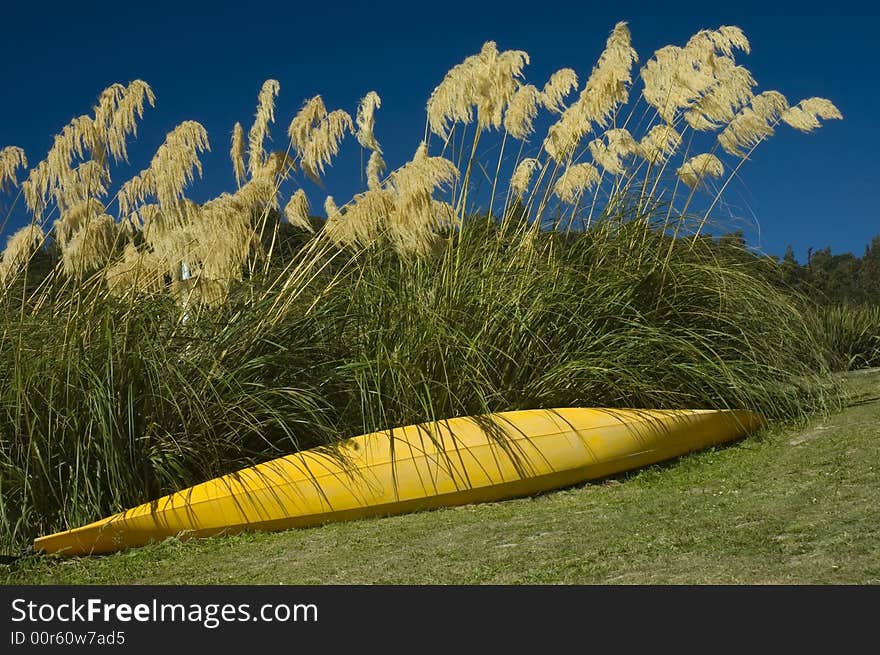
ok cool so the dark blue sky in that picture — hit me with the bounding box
[1,0,875,262]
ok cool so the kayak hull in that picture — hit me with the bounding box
[33,407,764,556]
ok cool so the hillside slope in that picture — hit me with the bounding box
[5,370,879,585]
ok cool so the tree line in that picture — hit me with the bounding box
[705,232,880,306]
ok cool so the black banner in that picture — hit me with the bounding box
[0,585,874,650]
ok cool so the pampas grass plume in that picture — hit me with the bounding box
[356,91,382,152]
[676,153,724,188]
[284,189,313,232]
[231,122,247,187]
[781,97,843,132]
[0,146,27,192]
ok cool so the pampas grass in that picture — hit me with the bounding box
[504,84,542,139]
[0,224,43,286]
[639,124,681,164]
[288,96,354,182]
[579,21,638,127]
[0,146,27,192]
[426,41,530,140]
[553,163,600,204]
[782,97,843,132]
[366,150,386,191]
[718,90,790,156]
[588,128,640,175]
[676,153,725,189]
[247,80,280,176]
[541,68,578,114]
[815,305,880,371]
[230,122,247,188]
[510,158,540,198]
[0,21,846,553]
[356,91,382,152]
[284,189,313,233]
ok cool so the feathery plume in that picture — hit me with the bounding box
[579,21,638,128]
[91,83,125,145]
[55,198,107,248]
[367,150,386,190]
[231,122,246,187]
[22,160,49,216]
[640,46,688,124]
[259,150,296,184]
[61,213,120,277]
[385,148,458,256]
[0,146,27,192]
[168,148,296,285]
[93,80,156,164]
[510,158,540,198]
[47,116,95,184]
[193,194,262,282]
[312,142,456,257]
[324,195,339,218]
[335,188,395,247]
[388,146,458,199]
[288,96,327,154]
[718,91,789,156]
[301,109,353,182]
[126,203,162,231]
[485,47,532,131]
[118,120,210,216]
[781,97,842,132]
[140,183,264,293]
[247,80,280,175]
[542,24,636,162]
[284,189,313,232]
[323,195,357,247]
[676,153,724,188]
[233,149,294,229]
[431,200,456,231]
[639,124,682,163]
[686,26,750,58]
[426,41,530,139]
[54,160,110,209]
[413,141,428,161]
[145,213,199,279]
[543,103,592,161]
[24,115,96,214]
[105,243,166,297]
[152,117,210,212]
[541,68,578,113]
[117,172,150,218]
[22,110,107,214]
[0,224,43,286]
[288,97,353,182]
[684,57,756,131]
[588,128,639,175]
[504,84,542,139]
[356,91,382,152]
[641,26,751,124]
[553,163,600,204]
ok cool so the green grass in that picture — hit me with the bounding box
[813,304,880,371]
[1,219,842,554]
[6,368,877,585]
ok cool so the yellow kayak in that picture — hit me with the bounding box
[33,407,764,556]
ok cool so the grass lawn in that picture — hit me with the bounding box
[4,369,879,585]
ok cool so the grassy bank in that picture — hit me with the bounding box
[5,368,877,584]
